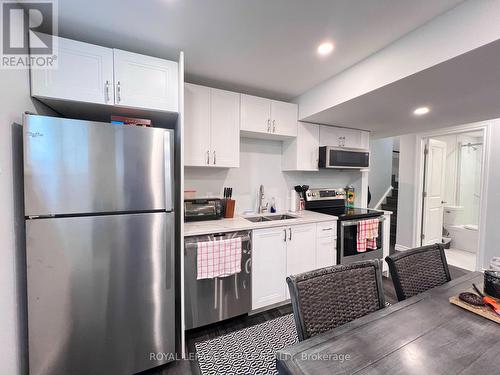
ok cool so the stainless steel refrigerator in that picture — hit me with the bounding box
[23,114,175,375]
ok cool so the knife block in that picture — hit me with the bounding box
[224,199,235,218]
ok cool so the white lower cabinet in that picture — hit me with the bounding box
[316,236,337,269]
[252,227,288,310]
[252,222,336,310]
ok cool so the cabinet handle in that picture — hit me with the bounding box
[284,229,287,242]
[322,228,333,231]
[206,150,210,165]
[272,120,276,133]
[105,80,110,102]
[213,151,216,165]
[289,228,292,241]
[267,119,271,132]
[116,81,121,103]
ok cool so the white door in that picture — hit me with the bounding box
[210,88,240,167]
[240,94,271,134]
[252,227,287,310]
[422,139,447,245]
[271,101,298,137]
[113,49,178,112]
[184,84,211,166]
[30,36,114,104]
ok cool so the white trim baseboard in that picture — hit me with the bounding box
[394,244,410,252]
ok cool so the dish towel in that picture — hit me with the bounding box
[197,237,242,280]
[357,219,379,253]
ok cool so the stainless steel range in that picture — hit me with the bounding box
[304,188,385,265]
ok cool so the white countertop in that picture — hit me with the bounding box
[184,210,337,237]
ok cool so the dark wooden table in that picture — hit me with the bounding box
[277,272,500,374]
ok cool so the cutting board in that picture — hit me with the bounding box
[449,289,500,324]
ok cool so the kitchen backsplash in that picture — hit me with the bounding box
[184,138,363,214]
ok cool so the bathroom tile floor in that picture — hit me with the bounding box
[445,248,476,271]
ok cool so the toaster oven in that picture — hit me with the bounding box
[184,198,223,222]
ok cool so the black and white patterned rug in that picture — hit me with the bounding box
[195,314,298,375]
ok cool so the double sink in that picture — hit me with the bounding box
[245,214,297,223]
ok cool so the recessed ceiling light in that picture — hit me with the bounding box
[317,42,334,56]
[413,106,430,115]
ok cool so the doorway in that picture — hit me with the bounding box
[420,130,485,271]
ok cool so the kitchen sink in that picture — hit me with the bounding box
[245,216,272,223]
[263,214,298,220]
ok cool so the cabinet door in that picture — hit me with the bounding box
[240,94,271,134]
[286,224,317,276]
[113,49,178,112]
[319,126,342,147]
[210,88,240,167]
[271,101,298,137]
[341,128,363,149]
[297,122,319,170]
[31,36,114,105]
[316,236,337,269]
[184,84,211,166]
[252,227,287,310]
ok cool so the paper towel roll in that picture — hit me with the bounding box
[289,189,298,212]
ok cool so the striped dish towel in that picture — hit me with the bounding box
[197,237,242,280]
[357,219,379,253]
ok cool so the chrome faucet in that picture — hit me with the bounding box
[258,184,268,213]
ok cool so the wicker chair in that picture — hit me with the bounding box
[385,243,451,302]
[286,260,386,341]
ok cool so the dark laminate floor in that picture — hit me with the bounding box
[143,265,470,375]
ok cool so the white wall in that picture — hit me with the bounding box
[0,68,36,375]
[185,138,364,214]
[368,137,393,208]
[396,134,418,249]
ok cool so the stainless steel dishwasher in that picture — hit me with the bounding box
[184,231,252,329]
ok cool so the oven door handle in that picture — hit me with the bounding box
[341,216,386,227]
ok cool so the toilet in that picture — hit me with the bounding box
[443,205,478,253]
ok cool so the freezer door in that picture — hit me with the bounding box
[23,114,170,216]
[26,212,175,375]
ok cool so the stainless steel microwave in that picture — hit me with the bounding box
[318,146,369,169]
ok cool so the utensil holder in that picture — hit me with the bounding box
[224,199,235,218]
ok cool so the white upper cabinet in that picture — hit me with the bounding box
[30,36,114,105]
[30,36,179,112]
[184,83,239,168]
[184,84,211,166]
[113,49,178,112]
[319,126,369,150]
[271,101,298,137]
[240,94,297,139]
[282,122,319,171]
[240,94,271,134]
[210,88,240,167]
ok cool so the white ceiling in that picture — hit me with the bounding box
[56,0,463,100]
[304,40,500,138]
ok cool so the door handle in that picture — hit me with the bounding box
[289,227,292,241]
[272,120,276,133]
[267,119,271,132]
[206,150,210,165]
[213,150,216,165]
[116,81,121,103]
[105,80,110,102]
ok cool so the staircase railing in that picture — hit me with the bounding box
[374,185,394,210]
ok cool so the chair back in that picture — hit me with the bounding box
[385,243,451,301]
[286,260,385,341]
